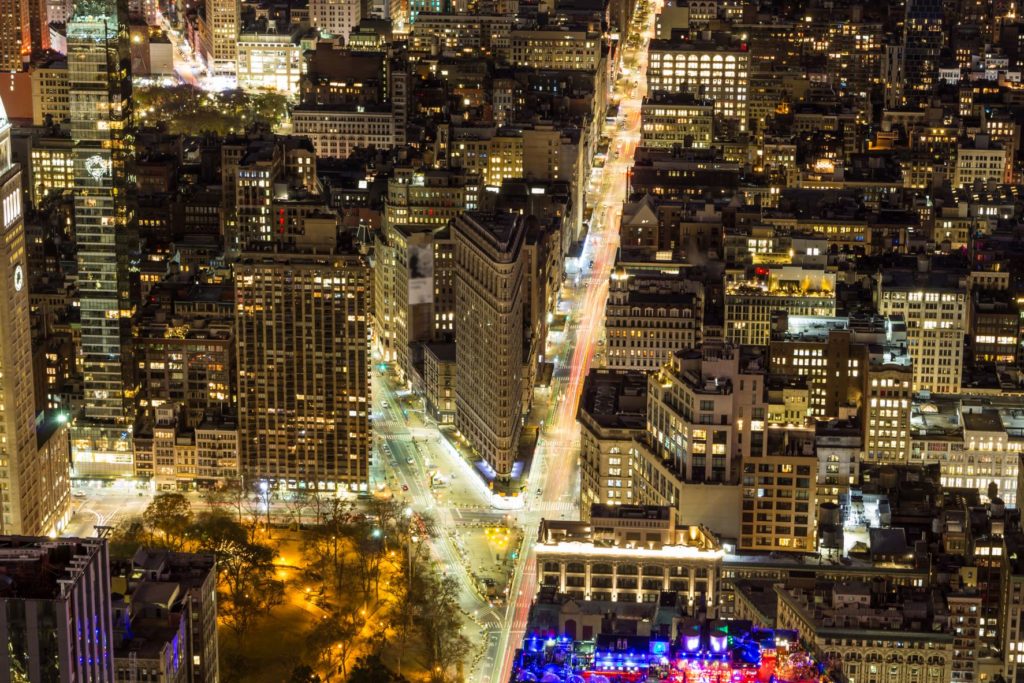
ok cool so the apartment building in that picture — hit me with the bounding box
[725,265,837,346]
[235,242,372,491]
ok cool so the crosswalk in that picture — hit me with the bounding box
[533,500,578,517]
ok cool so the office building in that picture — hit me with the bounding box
[0,537,115,682]
[236,24,317,97]
[640,93,714,149]
[235,241,372,491]
[0,0,39,71]
[423,342,456,424]
[955,135,1010,188]
[68,0,138,477]
[605,264,703,372]
[536,505,724,604]
[775,584,954,683]
[453,212,527,481]
[291,106,400,158]
[740,427,818,553]
[202,0,240,76]
[900,0,945,107]
[30,57,70,126]
[767,312,914,464]
[970,290,1019,365]
[0,102,71,537]
[648,36,750,132]
[875,261,967,395]
[504,28,602,71]
[644,342,768,535]
[578,370,648,515]
[310,0,361,39]
[12,127,74,208]
[373,168,476,369]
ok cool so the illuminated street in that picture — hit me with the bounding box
[492,2,661,680]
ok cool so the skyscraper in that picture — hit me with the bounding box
[902,0,945,107]
[453,212,526,481]
[69,0,137,476]
[0,0,41,70]
[0,99,71,536]
[235,240,372,491]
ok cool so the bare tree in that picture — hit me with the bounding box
[285,490,310,528]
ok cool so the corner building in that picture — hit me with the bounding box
[453,212,526,481]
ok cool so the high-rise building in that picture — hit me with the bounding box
[203,0,240,77]
[68,0,137,477]
[875,261,967,395]
[0,536,115,682]
[374,167,477,371]
[0,101,71,536]
[235,240,372,491]
[453,212,526,481]
[901,0,945,107]
[0,0,49,70]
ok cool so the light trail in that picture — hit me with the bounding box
[492,2,661,681]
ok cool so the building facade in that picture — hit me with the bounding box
[235,247,372,491]
[0,102,71,536]
[0,537,115,682]
[68,0,137,477]
[453,212,526,480]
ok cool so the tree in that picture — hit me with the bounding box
[108,516,147,560]
[288,664,322,683]
[202,479,249,526]
[347,654,409,683]
[189,512,283,636]
[415,573,471,683]
[285,490,310,528]
[187,510,249,554]
[384,544,429,678]
[143,493,193,549]
[350,519,385,601]
[302,498,355,594]
[308,611,361,679]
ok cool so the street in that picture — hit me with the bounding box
[491,1,660,680]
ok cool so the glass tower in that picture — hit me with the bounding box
[69,0,138,476]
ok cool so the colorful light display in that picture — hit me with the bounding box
[511,623,832,683]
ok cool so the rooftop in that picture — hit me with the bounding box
[0,538,105,601]
[578,370,647,431]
